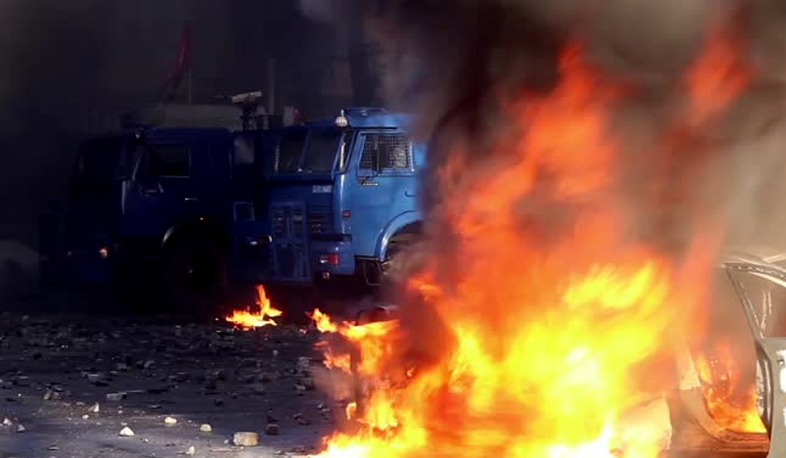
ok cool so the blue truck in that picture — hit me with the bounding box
[235,108,426,288]
[40,107,425,313]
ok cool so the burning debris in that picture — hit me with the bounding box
[225,285,283,329]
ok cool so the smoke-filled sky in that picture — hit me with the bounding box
[0,0,370,248]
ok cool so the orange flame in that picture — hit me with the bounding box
[695,342,766,433]
[311,22,753,458]
[225,285,283,329]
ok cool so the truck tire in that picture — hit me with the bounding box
[161,234,228,320]
[379,236,424,293]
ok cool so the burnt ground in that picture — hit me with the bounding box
[0,301,353,458]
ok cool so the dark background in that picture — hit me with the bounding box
[0,0,382,250]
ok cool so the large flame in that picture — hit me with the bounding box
[310,22,753,458]
[225,285,283,329]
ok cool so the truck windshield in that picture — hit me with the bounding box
[276,130,306,173]
[75,137,125,180]
[302,130,341,173]
[275,128,341,174]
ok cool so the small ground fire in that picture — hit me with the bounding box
[225,285,283,329]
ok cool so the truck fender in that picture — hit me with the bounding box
[375,211,423,261]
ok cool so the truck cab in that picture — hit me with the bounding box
[42,126,242,312]
[252,108,426,286]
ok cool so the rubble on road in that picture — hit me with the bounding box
[0,312,334,455]
[105,392,126,401]
[233,431,259,446]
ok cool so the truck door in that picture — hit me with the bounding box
[345,131,417,259]
[124,137,203,240]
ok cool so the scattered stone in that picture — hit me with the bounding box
[47,445,59,451]
[293,413,311,426]
[119,426,134,437]
[265,423,280,435]
[86,373,104,385]
[2,418,11,426]
[250,384,266,395]
[82,414,89,420]
[164,416,178,426]
[106,392,126,401]
[233,431,259,447]
[14,376,30,387]
[143,360,156,369]
[89,402,100,413]
[300,377,315,390]
[16,424,25,433]
[199,423,212,433]
[116,362,129,371]
[185,445,196,456]
[147,404,162,410]
[43,389,61,401]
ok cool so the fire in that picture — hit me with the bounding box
[309,309,399,375]
[225,285,283,329]
[310,19,752,458]
[695,343,766,433]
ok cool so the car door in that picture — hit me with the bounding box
[725,262,786,454]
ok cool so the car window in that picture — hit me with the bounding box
[359,134,412,172]
[731,268,786,338]
[146,144,190,177]
[302,130,341,173]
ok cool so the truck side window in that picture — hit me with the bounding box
[276,130,307,173]
[360,134,411,172]
[147,144,190,177]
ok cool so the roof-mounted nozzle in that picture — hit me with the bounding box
[232,91,263,131]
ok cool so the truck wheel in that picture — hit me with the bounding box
[379,237,424,293]
[162,235,228,320]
